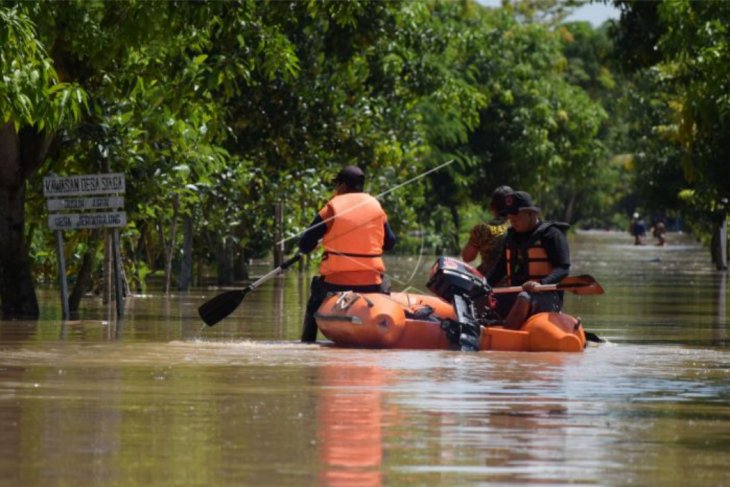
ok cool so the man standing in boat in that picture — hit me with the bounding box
[486,191,571,330]
[298,165,397,342]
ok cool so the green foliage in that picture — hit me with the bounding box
[656,0,730,195]
[610,0,730,236]
[4,0,680,294]
[0,5,87,130]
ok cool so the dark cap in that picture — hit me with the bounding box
[333,165,365,190]
[490,185,513,214]
[501,190,540,215]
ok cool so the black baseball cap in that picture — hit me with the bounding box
[333,165,365,190]
[501,190,540,215]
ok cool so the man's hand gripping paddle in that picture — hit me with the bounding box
[492,274,604,296]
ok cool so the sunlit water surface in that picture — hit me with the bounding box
[1,231,728,486]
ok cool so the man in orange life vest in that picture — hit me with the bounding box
[298,165,397,342]
[486,191,571,330]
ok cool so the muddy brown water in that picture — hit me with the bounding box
[0,230,728,486]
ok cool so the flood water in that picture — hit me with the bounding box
[1,231,728,486]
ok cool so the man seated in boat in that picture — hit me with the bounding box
[461,185,512,276]
[486,191,571,330]
[298,165,397,342]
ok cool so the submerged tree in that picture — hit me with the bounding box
[0,5,86,318]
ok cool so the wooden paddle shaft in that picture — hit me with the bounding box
[492,284,560,294]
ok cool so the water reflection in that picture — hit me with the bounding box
[713,272,727,345]
[383,352,600,485]
[57,319,123,341]
[271,275,286,337]
[318,364,385,487]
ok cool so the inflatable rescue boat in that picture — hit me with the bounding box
[315,257,587,352]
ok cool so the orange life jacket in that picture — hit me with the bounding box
[319,193,386,278]
[504,221,569,284]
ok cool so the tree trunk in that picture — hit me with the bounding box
[133,221,147,293]
[448,204,461,255]
[0,122,52,319]
[233,246,249,281]
[0,183,38,318]
[178,215,193,291]
[163,194,179,294]
[103,231,112,305]
[68,230,101,318]
[216,238,233,286]
[563,191,578,224]
[273,201,284,267]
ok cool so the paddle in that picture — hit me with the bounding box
[492,275,604,295]
[198,253,303,326]
[584,331,605,343]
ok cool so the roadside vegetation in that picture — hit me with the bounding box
[1,0,728,317]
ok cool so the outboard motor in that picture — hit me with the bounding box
[426,257,496,352]
[426,256,491,302]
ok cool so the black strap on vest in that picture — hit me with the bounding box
[324,250,383,259]
[506,220,569,250]
[526,221,570,247]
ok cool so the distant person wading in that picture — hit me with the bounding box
[651,216,666,246]
[629,212,647,245]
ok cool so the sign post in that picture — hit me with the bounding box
[54,230,71,321]
[43,173,127,320]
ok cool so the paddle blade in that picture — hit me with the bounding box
[584,331,605,343]
[198,288,249,326]
[557,275,604,295]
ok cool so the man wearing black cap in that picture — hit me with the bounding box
[461,185,512,276]
[298,165,397,342]
[486,191,571,330]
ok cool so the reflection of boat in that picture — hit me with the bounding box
[318,365,384,487]
[315,258,586,352]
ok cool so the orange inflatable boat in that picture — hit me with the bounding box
[315,257,587,352]
[315,291,586,352]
